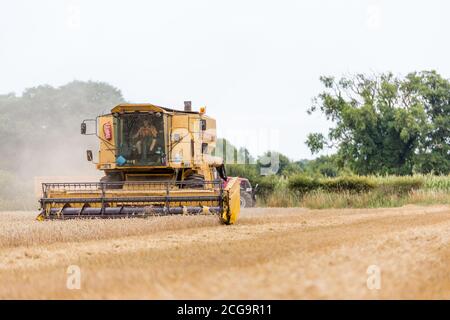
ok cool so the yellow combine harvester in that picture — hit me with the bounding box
[37,101,240,224]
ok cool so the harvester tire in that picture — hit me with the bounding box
[240,192,253,208]
[184,173,205,188]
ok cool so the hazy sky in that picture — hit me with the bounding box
[1,0,449,160]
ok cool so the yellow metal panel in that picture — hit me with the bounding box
[172,115,189,128]
[169,115,193,167]
[222,177,241,224]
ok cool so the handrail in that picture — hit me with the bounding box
[41,180,224,193]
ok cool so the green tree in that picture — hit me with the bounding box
[257,151,291,176]
[306,73,428,175]
[403,71,450,174]
[280,161,303,176]
[225,164,259,185]
[302,155,342,177]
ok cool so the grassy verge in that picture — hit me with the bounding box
[256,174,450,209]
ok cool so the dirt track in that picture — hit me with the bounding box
[1,206,450,299]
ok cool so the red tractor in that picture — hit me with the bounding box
[224,177,257,208]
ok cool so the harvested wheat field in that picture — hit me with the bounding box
[1,205,450,299]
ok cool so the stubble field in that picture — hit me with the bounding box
[1,206,450,299]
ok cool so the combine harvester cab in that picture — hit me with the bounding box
[37,101,240,224]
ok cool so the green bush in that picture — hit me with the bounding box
[287,175,320,193]
[225,164,259,186]
[423,175,450,191]
[255,175,280,195]
[258,174,450,209]
[375,176,424,194]
[288,175,375,194]
[321,176,376,193]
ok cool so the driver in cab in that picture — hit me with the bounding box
[133,119,157,161]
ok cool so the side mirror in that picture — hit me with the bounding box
[86,150,93,162]
[81,122,87,135]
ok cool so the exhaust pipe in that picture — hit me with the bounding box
[184,101,192,112]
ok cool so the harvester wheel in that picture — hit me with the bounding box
[240,193,253,208]
[183,173,205,188]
